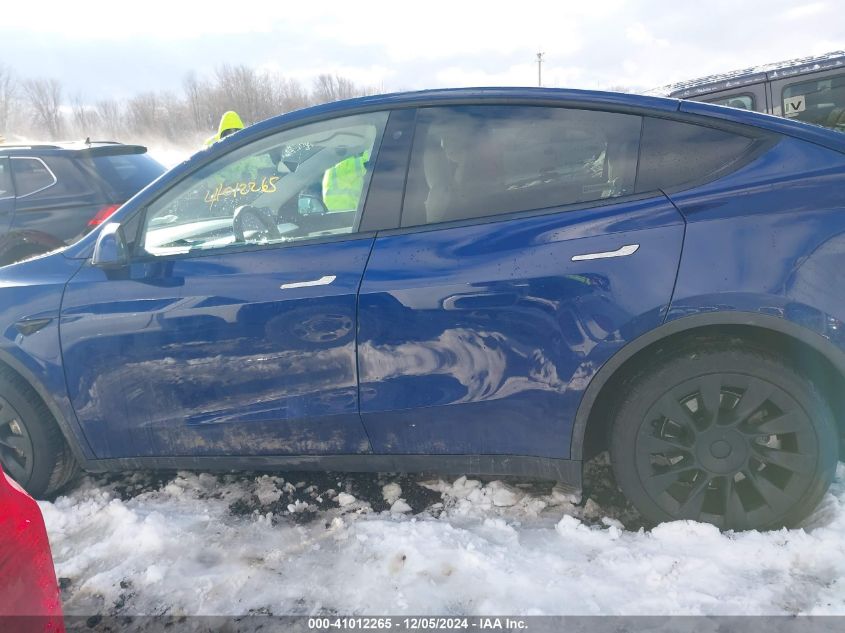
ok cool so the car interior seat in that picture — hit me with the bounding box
[448,132,507,220]
[727,98,750,110]
[603,139,638,198]
[421,134,456,225]
[825,107,845,130]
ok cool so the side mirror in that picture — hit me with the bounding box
[92,222,128,268]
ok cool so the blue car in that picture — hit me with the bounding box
[1,88,844,530]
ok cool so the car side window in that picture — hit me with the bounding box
[0,158,12,199]
[85,153,165,200]
[10,157,57,197]
[706,94,755,111]
[636,117,757,193]
[782,73,845,131]
[141,111,388,257]
[400,106,642,228]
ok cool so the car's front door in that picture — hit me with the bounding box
[357,105,686,459]
[60,111,389,458]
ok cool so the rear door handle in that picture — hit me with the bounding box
[571,244,639,262]
[280,275,336,290]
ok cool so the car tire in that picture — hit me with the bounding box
[0,366,79,498]
[609,341,838,531]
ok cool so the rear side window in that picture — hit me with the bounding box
[401,105,642,227]
[782,73,845,131]
[88,153,165,200]
[706,94,755,111]
[0,158,12,198]
[11,157,56,197]
[636,118,756,193]
[13,156,99,200]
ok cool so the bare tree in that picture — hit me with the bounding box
[70,93,98,137]
[156,90,190,141]
[273,77,311,113]
[212,64,278,124]
[23,78,64,139]
[312,74,362,104]
[0,64,15,136]
[126,91,160,135]
[183,71,214,132]
[95,99,123,138]
[2,65,381,142]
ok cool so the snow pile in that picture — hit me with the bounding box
[39,462,845,617]
[382,483,412,514]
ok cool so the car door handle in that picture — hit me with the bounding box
[280,275,336,290]
[571,244,639,262]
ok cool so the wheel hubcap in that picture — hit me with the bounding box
[635,373,819,529]
[710,440,732,459]
[0,395,34,484]
[695,429,748,474]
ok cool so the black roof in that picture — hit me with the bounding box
[666,50,845,98]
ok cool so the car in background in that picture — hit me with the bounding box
[1,88,845,532]
[0,141,165,266]
[667,50,845,131]
[0,462,64,632]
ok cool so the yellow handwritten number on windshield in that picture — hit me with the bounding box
[204,176,280,207]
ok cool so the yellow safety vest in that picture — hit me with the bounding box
[322,152,369,212]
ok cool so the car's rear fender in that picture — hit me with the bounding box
[570,308,845,461]
[571,134,845,461]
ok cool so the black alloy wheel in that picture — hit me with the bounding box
[0,368,79,498]
[611,344,838,530]
[0,394,35,484]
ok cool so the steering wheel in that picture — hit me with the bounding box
[233,205,282,243]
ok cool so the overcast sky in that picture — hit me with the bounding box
[1,0,843,102]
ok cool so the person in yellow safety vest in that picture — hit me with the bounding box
[205,111,245,147]
[322,151,369,212]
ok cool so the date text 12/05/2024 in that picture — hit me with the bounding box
[307,617,528,630]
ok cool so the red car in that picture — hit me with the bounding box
[0,463,64,632]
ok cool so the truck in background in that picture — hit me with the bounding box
[667,51,845,131]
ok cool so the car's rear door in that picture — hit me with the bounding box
[60,111,391,459]
[357,104,686,459]
[10,155,104,242]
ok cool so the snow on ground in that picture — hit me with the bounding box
[37,457,845,617]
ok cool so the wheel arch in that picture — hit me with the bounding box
[0,347,93,465]
[571,311,845,462]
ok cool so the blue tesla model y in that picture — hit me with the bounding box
[1,88,844,530]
